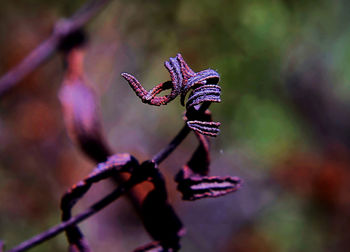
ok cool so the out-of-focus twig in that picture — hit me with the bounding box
[0,0,114,97]
[7,176,138,252]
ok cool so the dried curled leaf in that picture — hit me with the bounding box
[187,120,221,137]
[185,84,221,109]
[185,133,210,176]
[122,54,222,137]
[177,175,242,201]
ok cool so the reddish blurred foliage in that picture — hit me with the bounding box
[225,225,275,252]
[57,149,93,186]
[1,176,52,220]
[274,145,350,211]
[273,144,350,251]
[12,99,59,141]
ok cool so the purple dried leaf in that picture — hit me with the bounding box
[185,133,211,176]
[187,120,221,137]
[181,69,220,98]
[122,54,222,138]
[185,84,221,109]
[177,175,242,201]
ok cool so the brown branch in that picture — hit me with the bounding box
[7,177,138,252]
[0,0,114,97]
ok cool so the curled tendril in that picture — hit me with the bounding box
[121,53,222,136]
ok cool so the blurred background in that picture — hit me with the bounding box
[1,0,350,251]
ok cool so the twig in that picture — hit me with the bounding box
[7,177,138,252]
[0,0,114,97]
[152,102,211,165]
[152,125,191,165]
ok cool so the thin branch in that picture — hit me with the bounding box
[0,0,114,97]
[152,124,191,165]
[152,102,211,165]
[7,177,138,252]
